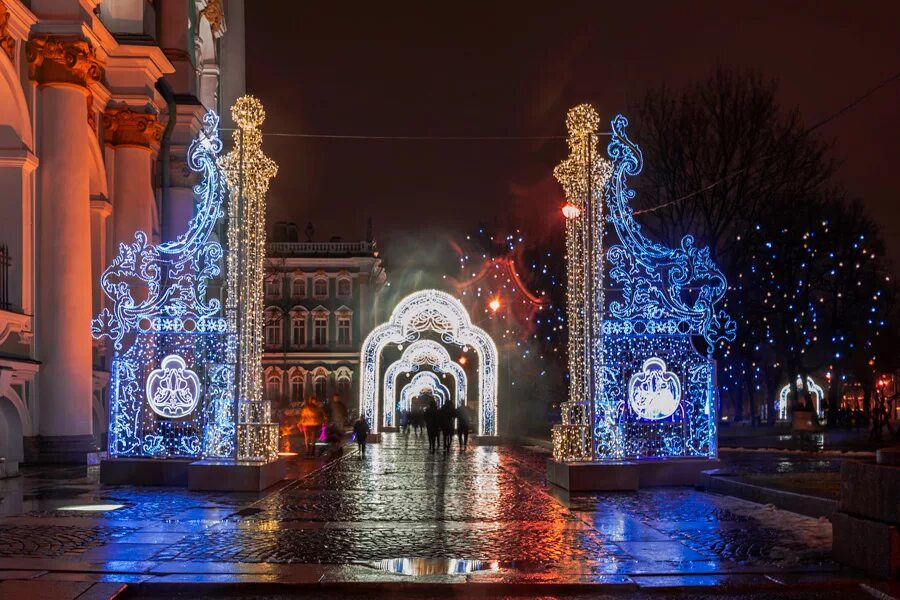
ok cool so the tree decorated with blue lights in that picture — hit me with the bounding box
[552,105,736,462]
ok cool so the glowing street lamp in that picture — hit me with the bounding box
[489,298,501,313]
[562,203,581,219]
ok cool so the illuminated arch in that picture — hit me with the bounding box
[382,340,466,427]
[360,289,498,435]
[777,376,825,421]
[400,372,451,411]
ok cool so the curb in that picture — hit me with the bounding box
[702,472,837,520]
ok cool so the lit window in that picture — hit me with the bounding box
[337,278,351,298]
[265,278,281,298]
[313,313,328,346]
[336,377,351,396]
[265,310,282,347]
[313,278,328,298]
[337,314,352,346]
[291,277,307,298]
[291,313,307,347]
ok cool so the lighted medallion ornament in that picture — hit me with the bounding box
[146,355,201,419]
[552,107,736,462]
[627,358,682,421]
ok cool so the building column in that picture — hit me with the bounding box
[27,35,103,461]
[103,107,164,250]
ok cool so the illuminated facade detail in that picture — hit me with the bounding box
[777,376,825,421]
[400,372,452,412]
[627,358,682,421]
[219,96,279,461]
[359,290,498,435]
[146,355,202,419]
[552,110,736,462]
[381,340,466,427]
[92,111,236,459]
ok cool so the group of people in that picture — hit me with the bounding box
[291,396,350,457]
[398,393,472,453]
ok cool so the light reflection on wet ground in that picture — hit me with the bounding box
[0,435,841,585]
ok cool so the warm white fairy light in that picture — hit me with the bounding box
[220,96,279,461]
[552,104,612,461]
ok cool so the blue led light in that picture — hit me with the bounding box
[92,111,236,459]
[594,114,736,460]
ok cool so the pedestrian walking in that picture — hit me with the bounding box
[353,416,370,458]
[299,398,325,457]
[399,408,410,434]
[439,400,456,452]
[456,403,472,450]
[423,397,439,453]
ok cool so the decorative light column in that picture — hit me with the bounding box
[551,105,612,461]
[219,96,279,461]
[27,35,103,457]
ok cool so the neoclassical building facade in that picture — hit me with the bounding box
[0,0,244,473]
[262,223,387,418]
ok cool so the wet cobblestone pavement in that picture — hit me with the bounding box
[0,434,859,594]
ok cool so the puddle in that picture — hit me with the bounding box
[371,558,501,576]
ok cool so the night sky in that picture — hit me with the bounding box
[245,1,900,273]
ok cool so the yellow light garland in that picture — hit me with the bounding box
[220,95,279,461]
[551,104,612,462]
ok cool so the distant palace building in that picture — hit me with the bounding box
[262,222,387,417]
[0,0,245,472]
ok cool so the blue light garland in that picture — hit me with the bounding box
[92,111,236,459]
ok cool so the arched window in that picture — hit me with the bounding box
[335,367,352,399]
[265,370,283,402]
[290,308,308,347]
[337,277,352,298]
[312,368,328,401]
[312,308,329,346]
[291,276,307,298]
[313,276,328,298]
[264,308,283,347]
[289,370,305,402]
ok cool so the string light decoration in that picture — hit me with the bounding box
[400,371,453,412]
[551,105,612,461]
[359,290,498,435]
[777,376,825,421]
[551,110,736,462]
[219,96,279,461]
[92,111,236,458]
[382,339,467,427]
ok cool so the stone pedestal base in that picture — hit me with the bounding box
[188,459,285,492]
[100,458,190,486]
[832,458,899,578]
[24,435,98,464]
[0,458,18,479]
[547,458,721,491]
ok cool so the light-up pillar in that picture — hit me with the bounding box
[27,35,103,460]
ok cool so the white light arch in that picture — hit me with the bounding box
[382,340,466,427]
[360,289,498,435]
[400,372,451,411]
[777,376,825,421]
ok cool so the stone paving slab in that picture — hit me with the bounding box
[0,434,865,593]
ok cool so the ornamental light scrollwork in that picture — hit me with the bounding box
[92,111,226,350]
[604,115,736,351]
